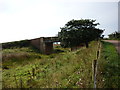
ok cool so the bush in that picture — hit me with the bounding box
[2,40,30,49]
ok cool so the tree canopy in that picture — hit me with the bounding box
[58,19,104,48]
[108,31,120,40]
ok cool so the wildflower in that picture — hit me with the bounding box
[79,78,81,81]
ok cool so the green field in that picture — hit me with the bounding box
[97,41,120,88]
[2,41,119,88]
[2,41,99,88]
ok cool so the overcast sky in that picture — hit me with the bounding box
[0,0,119,43]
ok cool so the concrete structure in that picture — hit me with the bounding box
[30,37,59,54]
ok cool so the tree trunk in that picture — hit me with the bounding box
[85,42,89,48]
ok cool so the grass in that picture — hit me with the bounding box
[97,41,120,88]
[2,47,42,69]
[2,41,99,88]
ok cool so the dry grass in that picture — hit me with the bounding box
[2,41,99,88]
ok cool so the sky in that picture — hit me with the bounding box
[0,0,119,43]
[118,1,120,32]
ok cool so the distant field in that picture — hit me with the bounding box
[2,41,99,88]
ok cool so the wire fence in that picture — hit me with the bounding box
[93,41,101,88]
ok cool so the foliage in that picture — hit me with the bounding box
[58,19,103,48]
[2,40,30,49]
[108,31,120,40]
[97,41,120,88]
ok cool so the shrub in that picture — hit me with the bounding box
[2,40,30,49]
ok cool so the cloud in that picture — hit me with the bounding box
[0,0,118,42]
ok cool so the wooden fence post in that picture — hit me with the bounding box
[93,59,97,88]
[93,41,101,88]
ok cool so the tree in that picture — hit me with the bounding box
[108,31,120,40]
[58,19,104,49]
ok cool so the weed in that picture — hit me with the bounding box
[97,41,120,88]
[3,41,99,88]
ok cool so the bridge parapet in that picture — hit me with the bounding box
[30,37,60,54]
[42,37,60,42]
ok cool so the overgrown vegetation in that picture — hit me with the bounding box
[108,31,120,40]
[58,19,103,48]
[2,40,30,49]
[2,41,99,88]
[97,41,120,88]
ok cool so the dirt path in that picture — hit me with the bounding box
[103,40,120,54]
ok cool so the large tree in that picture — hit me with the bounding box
[58,19,104,49]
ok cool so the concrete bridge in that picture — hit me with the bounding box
[30,37,60,54]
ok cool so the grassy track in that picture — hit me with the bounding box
[97,41,120,88]
[3,41,99,88]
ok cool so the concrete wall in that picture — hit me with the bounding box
[44,42,53,54]
[30,38,40,50]
[30,37,54,54]
[39,38,45,54]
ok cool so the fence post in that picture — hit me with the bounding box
[93,59,97,88]
[93,41,101,88]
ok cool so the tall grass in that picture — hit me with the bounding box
[2,47,42,69]
[97,41,120,88]
[2,41,99,88]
